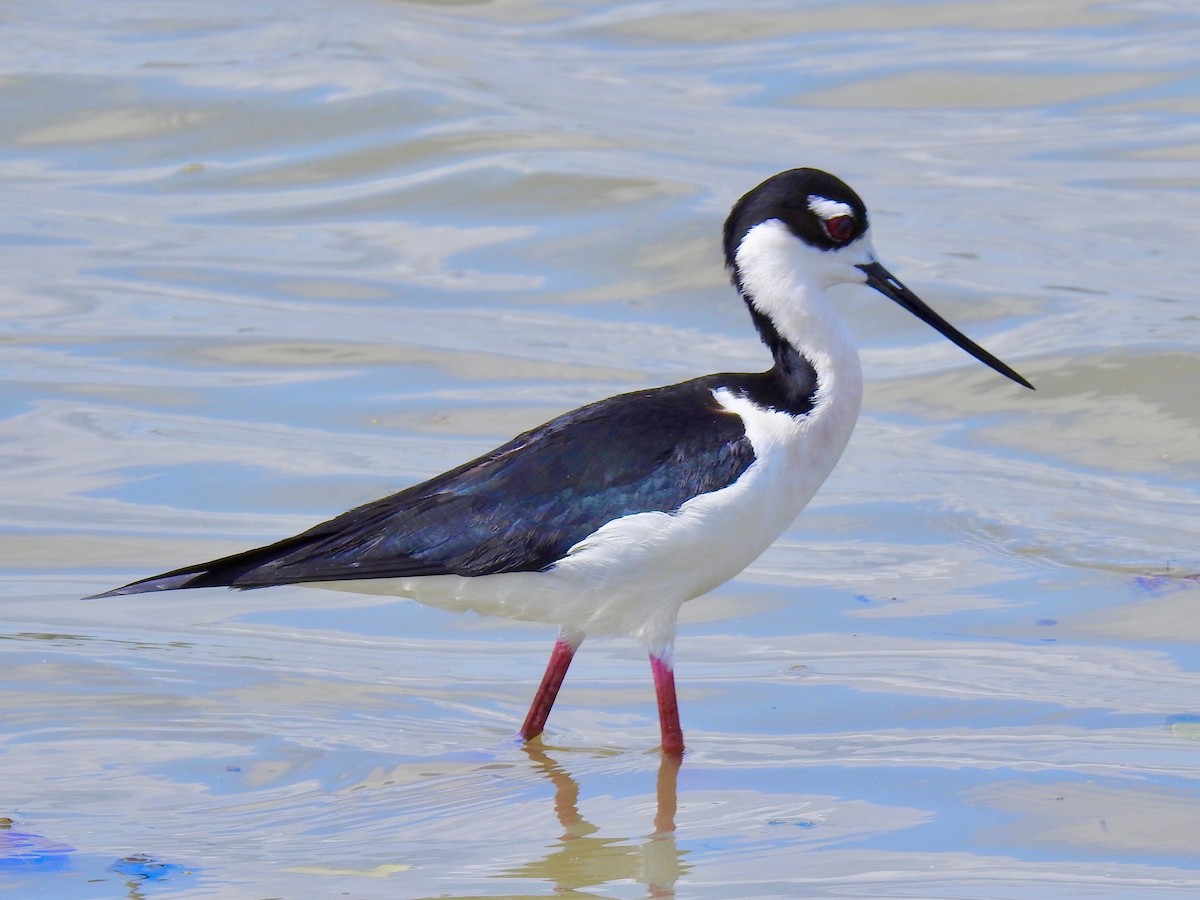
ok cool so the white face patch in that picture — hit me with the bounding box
[807,195,854,220]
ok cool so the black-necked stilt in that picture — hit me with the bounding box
[89,168,1032,754]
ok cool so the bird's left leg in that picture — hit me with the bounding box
[650,649,684,755]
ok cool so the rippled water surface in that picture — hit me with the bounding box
[3,0,1200,896]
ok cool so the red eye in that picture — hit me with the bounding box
[823,215,856,243]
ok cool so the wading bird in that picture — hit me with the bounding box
[90,168,1032,754]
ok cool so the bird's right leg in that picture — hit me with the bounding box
[520,630,582,742]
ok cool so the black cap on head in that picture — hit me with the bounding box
[723,168,869,271]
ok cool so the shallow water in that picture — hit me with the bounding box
[3,0,1200,896]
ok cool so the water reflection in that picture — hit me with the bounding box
[434,746,685,900]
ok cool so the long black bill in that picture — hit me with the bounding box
[858,261,1034,390]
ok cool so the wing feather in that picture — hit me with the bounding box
[90,375,761,596]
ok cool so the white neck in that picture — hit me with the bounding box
[734,220,864,414]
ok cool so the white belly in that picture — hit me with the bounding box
[313,382,861,652]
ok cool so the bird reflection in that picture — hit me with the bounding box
[500,745,687,898]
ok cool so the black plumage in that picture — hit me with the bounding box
[90,370,819,597]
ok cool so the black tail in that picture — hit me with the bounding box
[84,533,321,599]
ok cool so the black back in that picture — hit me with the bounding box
[97,373,805,594]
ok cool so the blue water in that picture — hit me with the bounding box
[3,0,1200,897]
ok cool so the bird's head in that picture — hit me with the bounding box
[723,168,1033,390]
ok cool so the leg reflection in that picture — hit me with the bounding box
[646,751,681,898]
[515,745,686,898]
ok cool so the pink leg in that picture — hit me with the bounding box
[650,653,685,755]
[521,634,578,742]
